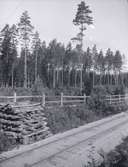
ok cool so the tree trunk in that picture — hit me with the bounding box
[93,70,95,88]
[107,71,109,85]
[53,68,56,88]
[68,70,70,87]
[115,72,118,85]
[80,69,82,92]
[121,72,124,86]
[61,68,63,88]
[24,47,27,88]
[99,70,102,85]
[75,70,77,88]
[35,51,38,84]
[117,73,119,85]
[11,67,14,88]
[110,74,112,85]
[114,72,116,85]
[56,68,59,86]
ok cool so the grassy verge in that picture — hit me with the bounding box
[0,132,16,153]
[98,136,128,167]
[44,103,127,134]
[45,105,102,134]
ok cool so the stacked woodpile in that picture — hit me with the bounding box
[0,104,51,144]
[0,104,21,137]
[17,105,52,144]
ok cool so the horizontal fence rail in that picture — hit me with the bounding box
[0,92,127,107]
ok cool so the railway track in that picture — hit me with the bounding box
[1,112,128,167]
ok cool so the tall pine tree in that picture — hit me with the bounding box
[73,1,93,91]
[73,1,93,51]
[31,31,41,83]
[18,11,34,88]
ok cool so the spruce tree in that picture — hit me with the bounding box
[113,50,123,85]
[105,48,114,85]
[0,24,18,87]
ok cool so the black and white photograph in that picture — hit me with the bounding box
[0,0,128,166]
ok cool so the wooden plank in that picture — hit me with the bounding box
[0,96,14,99]
[63,100,84,103]
[63,96,84,98]
[45,101,60,104]
[106,94,125,98]
[24,128,49,138]
[105,97,126,101]
[13,103,41,108]
[16,96,42,98]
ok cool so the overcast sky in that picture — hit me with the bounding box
[0,0,128,66]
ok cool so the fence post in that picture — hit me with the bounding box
[61,92,63,107]
[119,94,121,104]
[13,92,17,103]
[42,93,45,107]
[110,95,111,105]
[125,94,126,104]
[84,94,86,104]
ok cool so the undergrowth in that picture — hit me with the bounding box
[98,136,128,167]
[0,132,16,153]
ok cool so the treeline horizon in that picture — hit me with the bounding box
[0,10,127,93]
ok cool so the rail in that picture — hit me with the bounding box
[0,93,127,107]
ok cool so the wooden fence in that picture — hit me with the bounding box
[105,94,126,105]
[0,92,127,107]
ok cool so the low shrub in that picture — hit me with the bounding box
[99,137,128,167]
[105,85,125,95]
[31,78,49,95]
[88,86,108,114]
[45,105,103,134]
[0,87,32,96]
[0,132,16,153]
[88,85,128,116]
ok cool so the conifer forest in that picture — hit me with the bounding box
[0,1,127,95]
